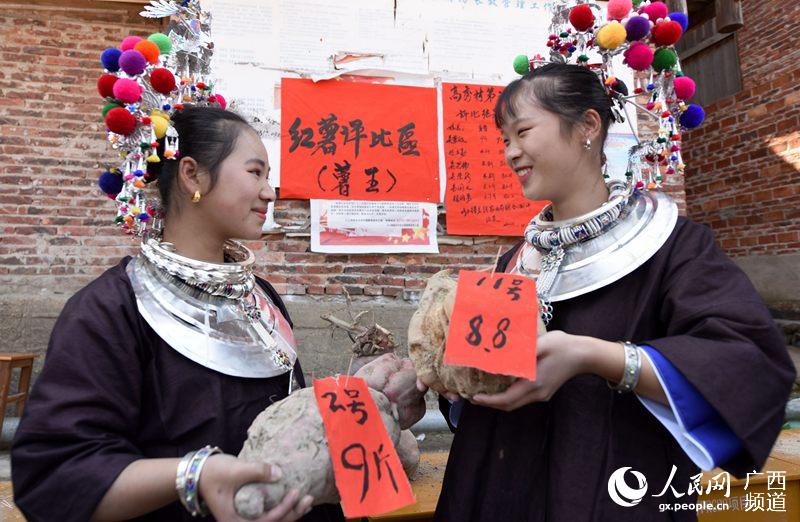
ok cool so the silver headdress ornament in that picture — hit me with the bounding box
[513,0,704,192]
[512,1,697,323]
[96,0,225,237]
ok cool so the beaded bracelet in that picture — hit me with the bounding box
[608,342,642,393]
[176,445,222,517]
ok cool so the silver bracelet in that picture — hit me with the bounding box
[176,445,222,517]
[607,342,642,393]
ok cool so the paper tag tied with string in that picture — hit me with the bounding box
[314,376,415,517]
[445,270,539,379]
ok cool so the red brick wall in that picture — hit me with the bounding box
[683,2,800,257]
[0,2,159,293]
[0,2,686,300]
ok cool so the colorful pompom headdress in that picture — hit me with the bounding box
[96,0,227,236]
[513,0,704,191]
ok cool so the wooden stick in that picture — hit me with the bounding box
[489,246,503,278]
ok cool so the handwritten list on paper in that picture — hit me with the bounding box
[442,82,545,236]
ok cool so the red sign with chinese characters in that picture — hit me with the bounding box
[314,376,415,517]
[442,82,546,236]
[281,78,440,202]
[445,270,538,379]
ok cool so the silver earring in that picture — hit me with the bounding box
[584,138,591,151]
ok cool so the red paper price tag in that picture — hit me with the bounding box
[314,376,415,518]
[445,270,538,379]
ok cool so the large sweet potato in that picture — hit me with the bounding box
[234,386,419,518]
[408,269,545,398]
[353,353,426,429]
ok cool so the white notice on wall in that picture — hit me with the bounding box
[311,200,439,253]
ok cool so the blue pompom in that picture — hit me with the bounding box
[679,104,705,129]
[101,48,122,72]
[98,170,123,195]
[669,12,689,33]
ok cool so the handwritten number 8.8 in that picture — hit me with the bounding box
[465,315,511,350]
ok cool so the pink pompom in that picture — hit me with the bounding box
[673,76,696,100]
[120,36,143,51]
[623,41,654,71]
[607,0,633,21]
[214,93,227,109]
[641,1,668,21]
[112,78,143,104]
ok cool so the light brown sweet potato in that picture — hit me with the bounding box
[234,385,419,518]
[353,353,426,429]
[396,429,420,479]
[408,270,545,398]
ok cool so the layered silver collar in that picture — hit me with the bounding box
[511,188,678,304]
[127,242,297,378]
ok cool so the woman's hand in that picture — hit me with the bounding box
[470,330,592,411]
[200,454,313,522]
[416,378,459,402]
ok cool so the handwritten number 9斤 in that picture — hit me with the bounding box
[341,443,399,503]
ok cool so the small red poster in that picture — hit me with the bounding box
[281,78,440,202]
[441,82,546,236]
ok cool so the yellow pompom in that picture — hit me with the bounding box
[150,114,169,139]
[131,206,141,214]
[146,153,161,163]
[596,22,627,50]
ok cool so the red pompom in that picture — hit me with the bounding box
[569,4,595,32]
[105,107,137,135]
[97,74,118,99]
[141,116,152,125]
[652,20,683,46]
[150,68,177,95]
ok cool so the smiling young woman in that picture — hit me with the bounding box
[432,63,795,521]
[11,107,344,522]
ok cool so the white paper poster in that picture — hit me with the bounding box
[311,200,439,253]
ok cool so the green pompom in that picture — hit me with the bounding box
[632,0,644,6]
[147,33,173,55]
[102,101,123,118]
[513,54,530,75]
[652,48,677,72]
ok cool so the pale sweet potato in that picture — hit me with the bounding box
[234,385,419,518]
[353,353,426,429]
[408,270,545,398]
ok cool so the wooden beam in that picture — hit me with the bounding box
[715,0,744,33]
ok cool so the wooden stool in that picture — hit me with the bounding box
[0,353,36,431]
